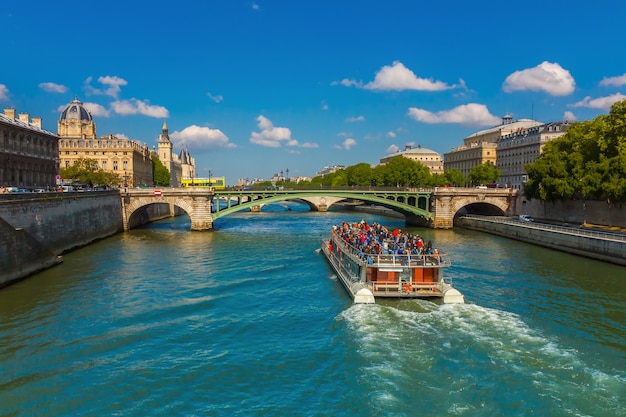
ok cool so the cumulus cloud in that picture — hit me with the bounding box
[569,93,626,111]
[563,111,576,122]
[336,61,454,92]
[114,133,129,140]
[503,61,575,96]
[346,115,365,123]
[386,144,400,154]
[39,82,67,93]
[84,75,128,97]
[83,102,110,117]
[334,138,357,150]
[0,84,8,100]
[599,73,626,87]
[386,131,396,138]
[170,125,234,151]
[407,103,500,127]
[249,115,316,148]
[110,99,169,118]
[207,92,223,103]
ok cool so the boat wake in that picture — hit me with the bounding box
[337,302,626,416]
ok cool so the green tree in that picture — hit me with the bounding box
[373,157,433,187]
[60,158,120,187]
[345,163,373,186]
[525,99,626,202]
[152,155,170,186]
[467,162,500,186]
[443,168,464,187]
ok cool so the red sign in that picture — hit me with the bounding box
[154,190,162,196]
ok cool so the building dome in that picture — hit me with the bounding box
[59,98,93,122]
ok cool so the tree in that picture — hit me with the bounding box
[443,168,464,187]
[152,155,170,186]
[525,99,626,202]
[467,162,500,186]
[60,158,120,187]
[345,163,373,186]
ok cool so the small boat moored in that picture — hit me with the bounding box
[321,221,464,305]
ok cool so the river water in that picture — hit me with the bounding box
[1,202,625,416]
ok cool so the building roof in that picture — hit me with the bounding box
[59,98,93,122]
[384,145,440,158]
[0,112,56,136]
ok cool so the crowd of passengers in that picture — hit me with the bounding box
[331,221,440,263]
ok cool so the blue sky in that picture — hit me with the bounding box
[2,0,626,184]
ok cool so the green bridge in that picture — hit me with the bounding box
[121,187,519,230]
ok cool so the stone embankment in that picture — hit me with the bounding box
[457,215,626,266]
[0,191,124,287]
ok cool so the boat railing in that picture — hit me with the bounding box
[329,230,450,267]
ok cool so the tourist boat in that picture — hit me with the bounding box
[321,223,464,304]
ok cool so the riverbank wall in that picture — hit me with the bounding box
[456,216,626,266]
[518,197,626,228]
[0,191,124,287]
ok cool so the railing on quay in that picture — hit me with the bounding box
[460,214,626,242]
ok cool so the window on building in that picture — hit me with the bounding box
[113,161,118,170]
[123,161,128,170]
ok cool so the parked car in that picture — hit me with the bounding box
[519,214,534,222]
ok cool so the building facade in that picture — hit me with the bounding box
[57,98,153,187]
[497,121,569,189]
[380,145,444,175]
[1,108,59,189]
[444,115,543,182]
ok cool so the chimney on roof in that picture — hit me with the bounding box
[404,144,412,150]
[4,108,16,120]
[18,113,29,124]
[32,116,42,129]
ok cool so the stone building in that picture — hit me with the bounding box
[497,121,569,189]
[444,115,543,182]
[1,108,59,189]
[57,98,153,187]
[155,120,195,186]
[380,145,444,175]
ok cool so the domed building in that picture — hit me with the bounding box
[57,98,153,187]
[380,145,444,175]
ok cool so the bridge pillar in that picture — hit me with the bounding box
[190,196,214,231]
[431,195,454,229]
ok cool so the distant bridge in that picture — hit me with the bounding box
[120,187,519,231]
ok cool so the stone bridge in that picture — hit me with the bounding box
[120,187,519,231]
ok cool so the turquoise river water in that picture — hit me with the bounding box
[1,202,625,416]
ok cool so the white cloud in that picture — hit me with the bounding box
[39,82,67,93]
[83,102,110,117]
[84,75,128,98]
[563,111,576,122]
[386,144,400,154]
[346,115,365,123]
[335,61,455,91]
[207,92,223,103]
[357,61,454,91]
[252,2,260,10]
[386,131,396,138]
[569,93,626,111]
[110,99,169,118]
[301,142,319,148]
[114,133,129,140]
[600,73,626,87]
[250,115,317,148]
[503,61,575,96]
[407,103,500,127]
[0,84,8,100]
[170,125,235,150]
[334,138,357,150]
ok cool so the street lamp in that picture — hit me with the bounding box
[208,170,212,190]
[286,168,289,183]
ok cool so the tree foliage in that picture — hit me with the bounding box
[60,158,120,186]
[467,162,501,186]
[152,155,170,186]
[525,99,626,202]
